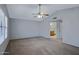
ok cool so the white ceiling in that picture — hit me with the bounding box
[6,4,79,21]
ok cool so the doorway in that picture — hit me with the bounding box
[50,20,62,40]
[50,22,57,39]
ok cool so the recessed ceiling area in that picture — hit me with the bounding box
[6,4,79,21]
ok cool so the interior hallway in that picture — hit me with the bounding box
[5,37,79,55]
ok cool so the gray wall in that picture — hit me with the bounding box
[53,7,79,47]
[39,20,50,38]
[40,7,79,47]
[9,18,41,39]
[0,4,9,55]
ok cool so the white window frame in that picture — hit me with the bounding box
[0,9,8,45]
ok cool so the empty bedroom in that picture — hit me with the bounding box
[0,4,79,55]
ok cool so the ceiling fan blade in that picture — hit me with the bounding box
[44,14,49,16]
[41,14,49,16]
[32,4,49,18]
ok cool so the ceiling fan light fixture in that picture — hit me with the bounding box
[37,15,43,18]
[33,4,49,19]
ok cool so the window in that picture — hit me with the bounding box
[0,9,8,45]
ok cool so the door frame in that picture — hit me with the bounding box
[49,20,62,41]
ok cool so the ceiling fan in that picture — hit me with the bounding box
[32,4,49,18]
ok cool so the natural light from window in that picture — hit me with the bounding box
[0,9,8,45]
